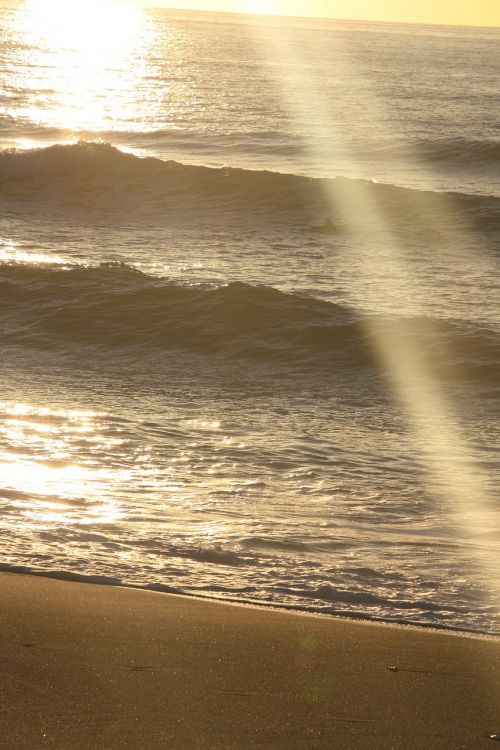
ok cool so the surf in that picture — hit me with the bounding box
[0,262,497,385]
[1,143,499,235]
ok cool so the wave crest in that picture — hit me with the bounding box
[0,262,497,381]
[1,142,499,232]
[0,263,362,363]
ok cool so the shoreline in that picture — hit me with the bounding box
[1,565,498,641]
[1,571,500,749]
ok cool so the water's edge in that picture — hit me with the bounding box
[1,563,497,640]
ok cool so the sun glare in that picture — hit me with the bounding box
[7,0,151,133]
[21,0,143,53]
[0,402,125,526]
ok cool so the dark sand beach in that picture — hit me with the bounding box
[1,572,499,749]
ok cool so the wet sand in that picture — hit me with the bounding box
[1,571,499,749]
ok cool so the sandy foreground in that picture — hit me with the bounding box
[1,572,499,749]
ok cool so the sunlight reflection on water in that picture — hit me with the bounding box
[0,238,68,266]
[0,402,125,524]
[4,0,153,132]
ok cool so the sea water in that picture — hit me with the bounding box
[0,2,499,633]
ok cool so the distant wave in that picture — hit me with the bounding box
[3,125,500,169]
[0,142,499,232]
[424,138,500,167]
[0,141,322,222]
[372,137,500,168]
[1,262,497,381]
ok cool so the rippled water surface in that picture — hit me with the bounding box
[0,2,499,633]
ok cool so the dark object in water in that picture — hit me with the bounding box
[311,218,339,235]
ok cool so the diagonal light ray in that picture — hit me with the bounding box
[231,10,500,598]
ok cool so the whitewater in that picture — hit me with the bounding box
[0,2,499,633]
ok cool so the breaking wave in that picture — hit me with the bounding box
[1,142,499,231]
[1,261,498,381]
[3,126,500,168]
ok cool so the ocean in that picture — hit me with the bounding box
[0,1,499,633]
